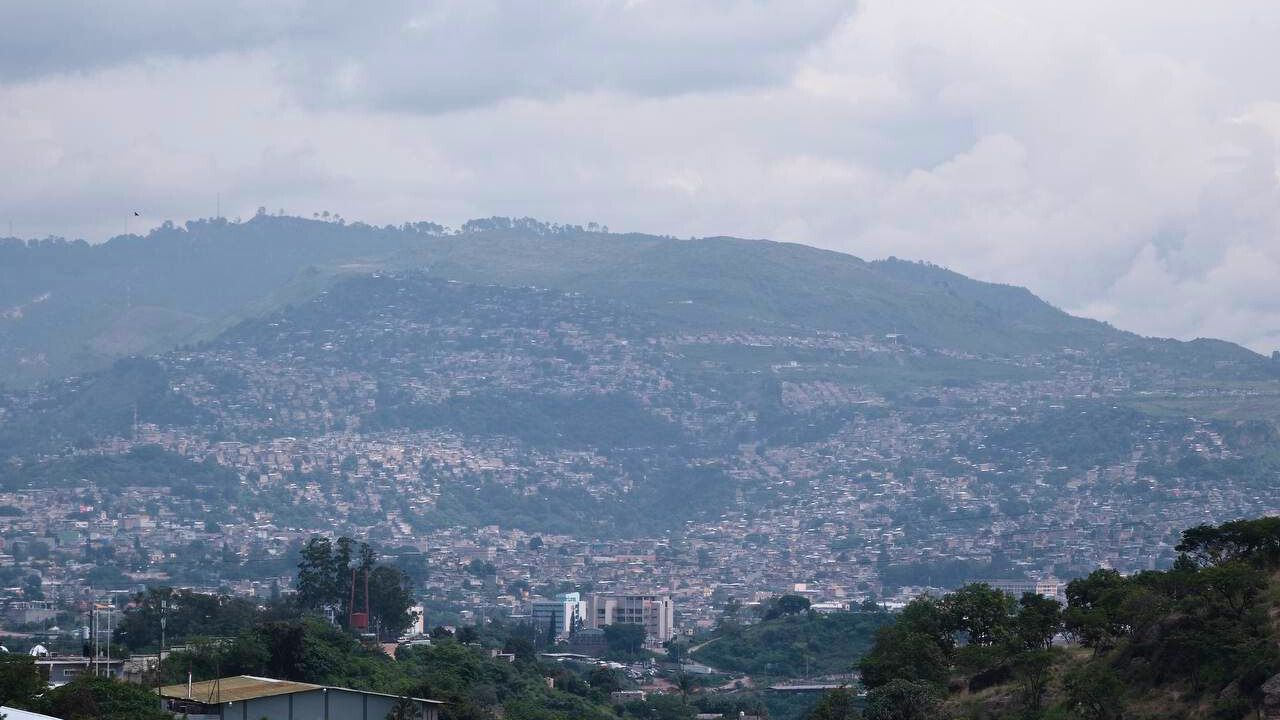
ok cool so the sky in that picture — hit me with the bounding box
[2,1,1279,352]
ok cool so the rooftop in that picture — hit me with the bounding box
[159,675,322,703]
[157,675,443,706]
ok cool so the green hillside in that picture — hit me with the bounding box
[1,214,1269,387]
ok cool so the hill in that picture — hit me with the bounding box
[1,214,1270,387]
[4,262,1280,548]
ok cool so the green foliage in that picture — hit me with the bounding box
[762,594,812,620]
[38,676,173,720]
[858,623,950,690]
[1010,649,1056,718]
[864,516,1280,719]
[1176,516,1280,567]
[863,679,940,720]
[602,623,647,658]
[296,536,415,639]
[940,584,1016,646]
[804,688,860,720]
[0,444,234,494]
[3,216,1268,393]
[1060,663,1124,720]
[978,404,1182,471]
[1062,568,1144,653]
[114,586,262,651]
[697,611,891,678]
[1013,593,1063,651]
[0,654,45,708]
[370,390,682,450]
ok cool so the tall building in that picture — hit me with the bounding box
[587,593,674,643]
[531,592,587,641]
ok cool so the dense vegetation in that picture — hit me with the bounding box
[0,444,236,493]
[0,655,170,720]
[827,516,1280,720]
[694,597,891,678]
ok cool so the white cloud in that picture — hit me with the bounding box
[2,1,1280,352]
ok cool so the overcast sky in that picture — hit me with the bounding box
[2,1,1279,352]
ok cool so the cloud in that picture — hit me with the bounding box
[1,1,1280,352]
[0,1,852,111]
[0,2,301,82]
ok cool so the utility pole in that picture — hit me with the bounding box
[157,598,167,697]
[91,607,98,677]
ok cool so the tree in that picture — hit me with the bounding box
[806,687,860,720]
[1175,517,1280,567]
[367,565,415,640]
[603,623,646,656]
[1063,570,1130,651]
[863,679,941,720]
[22,574,42,601]
[296,537,336,611]
[0,655,45,708]
[942,584,1014,646]
[858,624,949,690]
[764,594,812,620]
[1014,593,1062,650]
[589,667,621,694]
[41,676,172,720]
[894,597,954,652]
[1061,663,1125,720]
[1011,650,1054,718]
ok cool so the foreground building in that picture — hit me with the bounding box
[158,675,441,720]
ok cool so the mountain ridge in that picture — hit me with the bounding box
[0,214,1266,388]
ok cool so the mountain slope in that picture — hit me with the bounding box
[1,215,1268,387]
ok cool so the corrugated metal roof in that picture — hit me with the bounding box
[157,675,443,705]
[159,675,322,703]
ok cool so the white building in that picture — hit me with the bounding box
[588,593,675,643]
[531,592,587,641]
[975,578,1064,601]
[407,604,426,636]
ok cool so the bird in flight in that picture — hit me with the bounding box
[133,211,140,217]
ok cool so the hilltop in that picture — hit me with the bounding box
[1,214,1270,387]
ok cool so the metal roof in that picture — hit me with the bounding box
[158,675,442,705]
[159,675,322,703]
